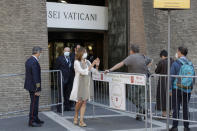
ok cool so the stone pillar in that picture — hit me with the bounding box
[103,32,109,69]
[108,0,128,71]
[129,0,147,55]
[103,0,109,69]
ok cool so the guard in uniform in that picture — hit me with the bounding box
[24,46,44,127]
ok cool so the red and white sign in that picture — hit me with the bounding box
[131,75,146,86]
[92,73,146,86]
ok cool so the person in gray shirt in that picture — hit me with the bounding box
[105,44,149,121]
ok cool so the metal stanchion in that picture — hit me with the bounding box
[149,76,153,130]
[145,82,148,131]
[60,70,64,117]
[166,9,171,130]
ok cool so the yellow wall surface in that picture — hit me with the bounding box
[154,0,190,9]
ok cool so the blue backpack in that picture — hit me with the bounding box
[176,59,195,88]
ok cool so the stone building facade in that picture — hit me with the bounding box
[110,0,197,70]
[142,0,197,65]
[0,0,50,116]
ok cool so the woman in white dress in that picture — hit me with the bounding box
[70,47,100,127]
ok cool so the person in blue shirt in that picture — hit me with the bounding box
[170,46,194,131]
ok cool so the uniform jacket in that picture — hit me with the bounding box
[55,55,74,84]
[24,56,41,92]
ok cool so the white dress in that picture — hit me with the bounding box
[69,60,98,102]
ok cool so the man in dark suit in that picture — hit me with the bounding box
[56,47,75,112]
[24,46,44,127]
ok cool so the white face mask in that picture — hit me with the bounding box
[82,53,88,59]
[64,52,70,57]
[38,54,41,59]
[175,53,178,59]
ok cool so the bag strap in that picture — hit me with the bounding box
[178,58,188,65]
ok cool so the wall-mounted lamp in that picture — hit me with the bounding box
[61,0,67,3]
[88,45,93,51]
[58,0,67,3]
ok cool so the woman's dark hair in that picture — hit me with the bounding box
[74,44,81,49]
[75,47,85,61]
[178,46,188,56]
[130,44,139,53]
[160,50,168,57]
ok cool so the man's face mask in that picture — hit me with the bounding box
[64,52,70,57]
[175,53,178,59]
[38,53,41,59]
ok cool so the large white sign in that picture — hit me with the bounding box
[47,2,108,30]
[109,82,126,110]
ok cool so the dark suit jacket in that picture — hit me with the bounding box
[70,52,75,75]
[70,52,75,62]
[55,55,74,84]
[24,56,41,92]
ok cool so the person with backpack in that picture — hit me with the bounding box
[169,46,195,131]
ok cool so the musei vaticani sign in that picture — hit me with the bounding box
[47,2,108,30]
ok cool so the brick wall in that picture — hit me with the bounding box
[129,0,146,54]
[0,0,50,116]
[142,0,197,66]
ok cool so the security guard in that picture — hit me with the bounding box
[24,46,44,127]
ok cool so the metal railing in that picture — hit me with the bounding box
[149,74,197,130]
[3,69,197,130]
[0,70,64,118]
[91,72,148,130]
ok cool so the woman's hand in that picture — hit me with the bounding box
[92,59,97,66]
[89,59,97,71]
[95,58,100,67]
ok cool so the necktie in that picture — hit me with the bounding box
[67,58,71,68]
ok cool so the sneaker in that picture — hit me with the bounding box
[169,127,178,131]
[136,115,142,121]
[184,128,190,131]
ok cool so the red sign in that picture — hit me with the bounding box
[131,76,134,84]
[101,74,103,80]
